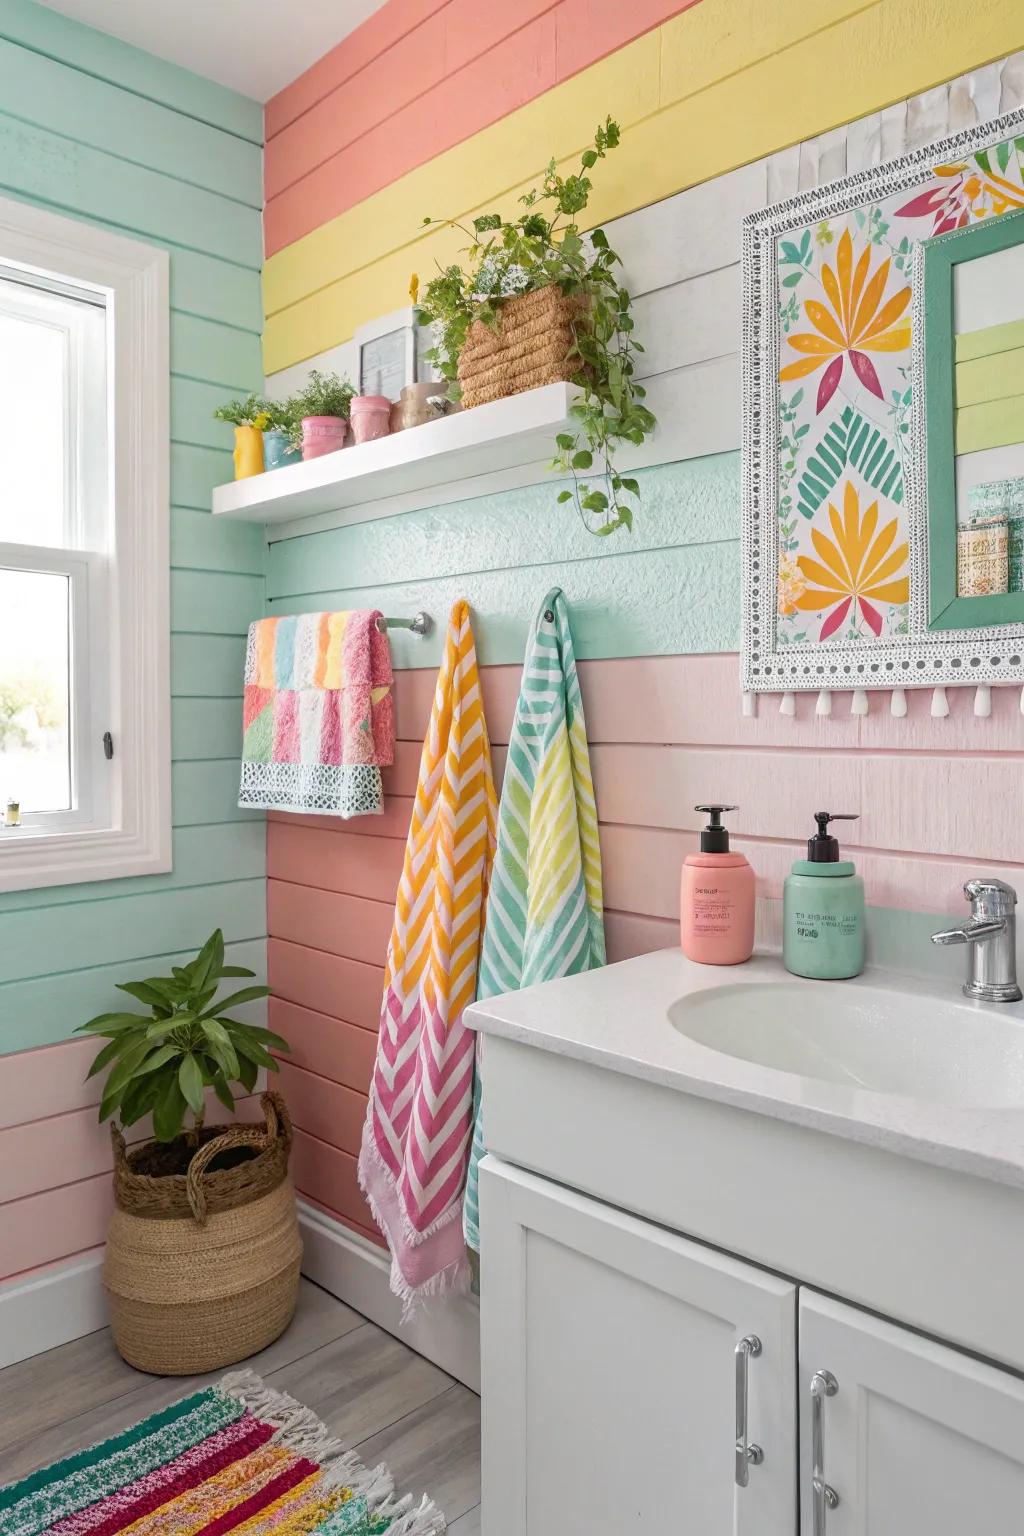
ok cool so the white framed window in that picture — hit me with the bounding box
[0,196,170,893]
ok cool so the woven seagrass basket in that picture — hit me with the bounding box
[457,284,589,409]
[104,1091,302,1375]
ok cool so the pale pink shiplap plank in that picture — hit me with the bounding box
[277,1060,366,1158]
[265,0,443,137]
[0,1096,265,1206]
[380,739,424,796]
[604,910,677,964]
[600,823,1024,920]
[269,938,384,1030]
[270,999,377,1092]
[0,1037,104,1130]
[592,744,1024,863]
[268,821,405,903]
[1,1175,112,1279]
[290,1127,381,1241]
[269,798,415,839]
[268,880,392,966]
[264,13,559,255]
[299,1189,386,1251]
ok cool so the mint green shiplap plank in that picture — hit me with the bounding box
[173,760,259,826]
[171,313,262,391]
[172,444,234,509]
[171,570,263,635]
[269,540,742,668]
[172,376,239,451]
[0,941,266,1056]
[0,40,261,205]
[172,696,244,759]
[172,634,246,696]
[0,822,263,915]
[0,878,264,985]
[268,454,742,600]
[171,254,262,333]
[0,113,259,266]
[171,507,266,576]
[0,0,262,143]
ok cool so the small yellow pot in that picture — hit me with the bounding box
[233,423,264,479]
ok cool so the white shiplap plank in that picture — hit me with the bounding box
[632,264,741,378]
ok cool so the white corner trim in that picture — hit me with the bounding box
[0,1248,107,1369]
[297,1199,480,1393]
[0,192,170,894]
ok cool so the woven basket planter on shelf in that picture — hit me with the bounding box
[457,283,588,409]
[104,1091,302,1376]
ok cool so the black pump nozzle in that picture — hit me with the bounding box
[695,803,738,854]
[807,811,858,863]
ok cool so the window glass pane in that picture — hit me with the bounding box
[0,310,66,547]
[0,568,71,814]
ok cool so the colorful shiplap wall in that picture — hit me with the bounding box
[0,1,266,1288]
[263,3,1024,1247]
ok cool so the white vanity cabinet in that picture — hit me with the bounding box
[480,1158,797,1536]
[800,1292,1024,1535]
[480,1156,1024,1536]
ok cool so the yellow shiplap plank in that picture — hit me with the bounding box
[263,0,1024,373]
[956,347,1024,408]
[956,393,1024,453]
[956,316,1024,363]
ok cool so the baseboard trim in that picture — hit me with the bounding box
[0,1248,107,1368]
[297,1199,480,1393]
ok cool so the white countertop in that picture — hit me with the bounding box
[465,948,1024,1192]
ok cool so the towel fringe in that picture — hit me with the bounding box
[357,1138,472,1320]
[218,1371,445,1533]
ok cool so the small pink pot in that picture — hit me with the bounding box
[301,415,348,460]
[350,395,392,445]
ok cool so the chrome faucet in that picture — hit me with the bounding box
[931,879,1022,1003]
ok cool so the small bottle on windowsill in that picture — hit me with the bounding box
[4,796,20,828]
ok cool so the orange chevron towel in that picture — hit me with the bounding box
[358,601,497,1305]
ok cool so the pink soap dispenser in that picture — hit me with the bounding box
[681,804,755,964]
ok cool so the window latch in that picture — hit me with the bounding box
[103,731,114,761]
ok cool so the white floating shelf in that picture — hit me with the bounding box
[211,382,578,531]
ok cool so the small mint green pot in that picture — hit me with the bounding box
[262,429,300,471]
[783,862,865,980]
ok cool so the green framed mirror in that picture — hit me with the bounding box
[920,207,1024,632]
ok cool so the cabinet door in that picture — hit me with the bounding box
[799,1290,1024,1535]
[479,1155,797,1536]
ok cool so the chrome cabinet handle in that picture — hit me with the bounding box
[810,1370,840,1535]
[734,1334,764,1486]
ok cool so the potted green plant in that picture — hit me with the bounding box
[416,119,655,536]
[212,393,271,479]
[77,929,301,1375]
[260,397,301,470]
[289,368,356,460]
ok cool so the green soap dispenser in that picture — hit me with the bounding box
[783,812,865,979]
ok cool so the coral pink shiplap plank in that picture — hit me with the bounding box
[290,1127,383,1244]
[605,910,676,964]
[268,880,392,966]
[265,0,443,137]
[263,0,702,255]
[269,938,384,1030]
[0,1038,105,1130]
[269,800,415,839]
[1,1175,112,1278]
[276,1060,366,1157]
[270,999,377,1092]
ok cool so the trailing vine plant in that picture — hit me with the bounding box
[415,120,656,536]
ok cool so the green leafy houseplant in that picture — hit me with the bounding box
[415,119,655,536]
[286,369,357,453]
[212,393,273,428]
[76,929,287,1143]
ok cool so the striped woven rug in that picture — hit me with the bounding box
[0,1370,444,1536]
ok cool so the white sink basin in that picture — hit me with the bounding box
[669,980,1024,1109]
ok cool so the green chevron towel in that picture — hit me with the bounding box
[463,588,605,1252]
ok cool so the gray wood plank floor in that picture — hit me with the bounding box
[0,1279,481,1530]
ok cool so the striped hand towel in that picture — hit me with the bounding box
[239,610,394,818]
[463,587,604,1253]
[359,601,497,1304]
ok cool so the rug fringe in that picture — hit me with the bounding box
[218,1371,445,1533]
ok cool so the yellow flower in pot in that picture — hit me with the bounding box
[77,929,301,1375]
[213,393,270,479]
